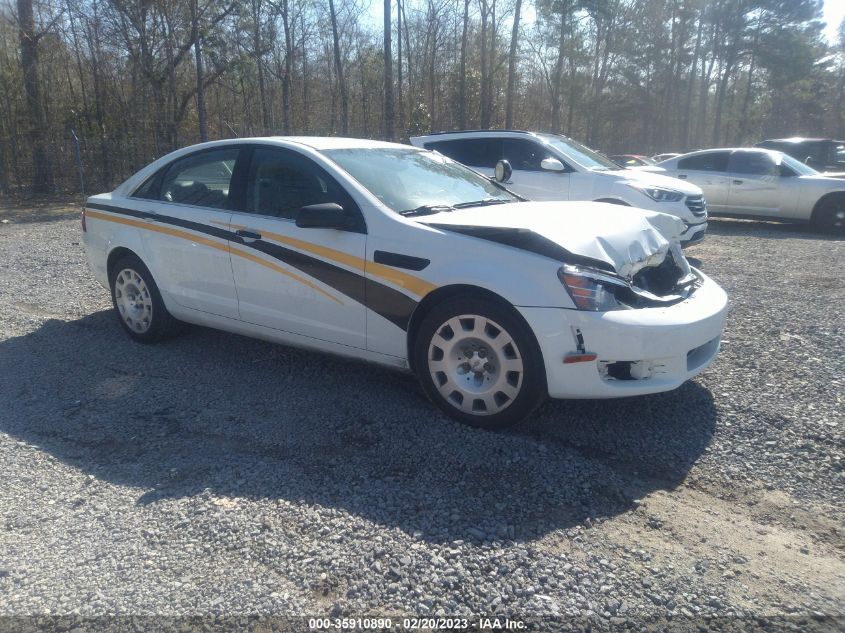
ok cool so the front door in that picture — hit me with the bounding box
[726,151,782,217]
[501,137,571,201]
[228,146,368,349]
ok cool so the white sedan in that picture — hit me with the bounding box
[82,137,728,429]
[657,148,845,232]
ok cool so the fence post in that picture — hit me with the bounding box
[71,129,85,196]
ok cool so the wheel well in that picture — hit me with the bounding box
[406,284,540,374]
[106,247,138,278]
[594,198,630,206]
[811,191,845,223]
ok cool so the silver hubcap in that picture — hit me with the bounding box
[428,314,524,416]
[114,268,153,333]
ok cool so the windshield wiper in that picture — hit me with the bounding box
[399,204,455,217]
[453,198,510,209]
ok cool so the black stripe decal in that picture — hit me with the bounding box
[87,201,419,330]
[425,223,615,272]
[373,250,430,271]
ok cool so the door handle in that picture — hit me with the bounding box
[678,174,687,179]
[733,179,743,185]
[236,229,262,242]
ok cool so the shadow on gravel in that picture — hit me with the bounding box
[0,311,716,543]
[705,218,843,241]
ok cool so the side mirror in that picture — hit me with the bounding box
[540,157,566,172]
[295,203,353,230]
[494,159,512,183]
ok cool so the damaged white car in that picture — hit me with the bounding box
[82,137,728,429]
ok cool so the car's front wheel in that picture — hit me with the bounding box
[109,254,181,343]
[814,195,845,234]
[413,297,546,429]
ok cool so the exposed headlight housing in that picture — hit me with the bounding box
[557,265,629,311]
[558,258,700,312]
[628,183,684,202]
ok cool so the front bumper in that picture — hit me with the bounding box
[518,269,728,399]
[680,221,707,246]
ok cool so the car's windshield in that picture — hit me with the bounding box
[322,147,518,214]
[537,133,621,171]
[779,152,818,176]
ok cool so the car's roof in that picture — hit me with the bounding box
[177,136,416,152]
[250,136,412,151]
[412,129,534,138]
[760,137,843,144]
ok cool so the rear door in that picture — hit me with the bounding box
[674,151,732,212]
[228,146,368,349]
[726,151,782,216]
[133,146,241,319]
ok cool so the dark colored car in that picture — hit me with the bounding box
[756,138,845,173]
[609,154,656,168]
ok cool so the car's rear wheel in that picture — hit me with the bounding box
[413,297,546,429]
[814,195,845,234]
[109,254,181,343]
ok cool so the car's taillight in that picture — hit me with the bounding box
[81,208,87,232]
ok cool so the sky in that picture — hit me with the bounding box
[823,0,845,44]
[368,1,845,45]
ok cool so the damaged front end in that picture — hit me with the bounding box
[558,242,700,311]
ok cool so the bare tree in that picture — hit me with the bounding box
[383,0,394,139]
[505,0,522,128]
[16,0,52,193]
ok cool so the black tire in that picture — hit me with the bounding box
[813,195,845,234]
[108,254,182,343]
[413,296,547,430]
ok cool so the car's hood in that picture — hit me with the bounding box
[600,167,701,195]
[422,201,685,278]
[802,172,845,181]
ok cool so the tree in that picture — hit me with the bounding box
[505,0,522,128]
[16,0,52,193]
[327,0,348,134]
[384,0,395,139]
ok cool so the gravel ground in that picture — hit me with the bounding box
[0,203,843,631]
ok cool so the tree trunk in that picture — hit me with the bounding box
[328,0,348,135]
[397,0,403,135]
[281,0,292,134]
[383,0,395,140]
[479,0,490,128]
[550,9,567,132]
[458,0,469,129]
[191,0,208,141]
[17,0,51,193]
[505,0,522,128]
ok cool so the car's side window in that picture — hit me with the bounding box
[159,148,239,209]
[245,147,354,220]
[677,152,730,172]
[729,152,778,177]
[424,138,502,168]
[132,172,161,199]
[502,139,553,171]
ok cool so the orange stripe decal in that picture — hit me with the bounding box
[220,221,437,298]
[86,209,343,305]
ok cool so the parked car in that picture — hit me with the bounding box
[656,148,845,232]
[82,137,728,429]
[652,152,682,163]
[409,130,709,246]
[609,154,657,168]
[756,138,845,173]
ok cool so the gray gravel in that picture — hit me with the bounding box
[0,206,843,629]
